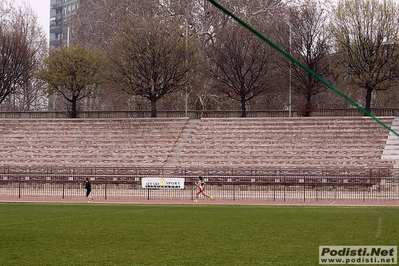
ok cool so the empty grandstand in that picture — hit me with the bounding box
[0,116,398,202]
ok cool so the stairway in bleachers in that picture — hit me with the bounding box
[382,116,399,167]
[164,119,200,167]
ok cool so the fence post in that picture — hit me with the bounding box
[62,178,65,199]
[363,185,365,202]
[18,176,21,199]
[284,185,286,202]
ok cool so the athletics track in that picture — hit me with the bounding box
[0,197,398,207]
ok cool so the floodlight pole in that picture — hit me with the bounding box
[264,8,292,117]
[67,27,70,48]
[185,15,188,117]
[289,24,292,117]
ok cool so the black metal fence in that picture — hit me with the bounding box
[1,107,399,119]
[1,167,398,203]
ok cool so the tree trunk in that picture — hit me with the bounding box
[365,86,373,114]
[240,95,247,117]
[71,98,78,118]
[303,93,312,117]
[151,99,157,118]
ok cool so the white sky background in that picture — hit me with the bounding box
[9,0,399,43]
[13,0,50,41]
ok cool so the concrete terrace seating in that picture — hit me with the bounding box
[0,118,189,168]
[0,116,396,170]
[172,117,396,169]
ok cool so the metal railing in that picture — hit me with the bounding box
[0,108,399,119]
[1,167,398,203]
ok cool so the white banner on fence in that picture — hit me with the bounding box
[142,178,185,189]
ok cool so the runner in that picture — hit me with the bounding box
[85,178,94,203]
[194,176,214,202]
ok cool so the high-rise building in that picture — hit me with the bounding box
[49,0,79,49]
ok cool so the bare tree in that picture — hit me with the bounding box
[72,0,161,49]
[330,0,399,113]
[291,1,336,116]
[0,0,47,109]
[156,0,285,113]
[205,24,272,117]
[268,1,336,116]
[65,0,164,111]
[106,16,198,117]
[37,45,105,118]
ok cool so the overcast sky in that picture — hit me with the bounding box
[11,0,399,43]
[13,0,50,40]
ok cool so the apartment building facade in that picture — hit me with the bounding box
[49,0,79,49]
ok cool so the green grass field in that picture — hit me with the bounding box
[0,203,398,266]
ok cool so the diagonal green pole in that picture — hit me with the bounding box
[206,0,399,138]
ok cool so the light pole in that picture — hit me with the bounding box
[175,10,190,117]
[184,15,188,117]
[264,9,292,117]
[288,23,292,117]
[67,27,70,47]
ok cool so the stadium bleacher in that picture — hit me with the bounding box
[169,116,397,169]
[0,118,188,168]
[0,116,397,170]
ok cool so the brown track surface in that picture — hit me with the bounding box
[1,197,398,206]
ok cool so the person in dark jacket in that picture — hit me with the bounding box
[85,178,94,202]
